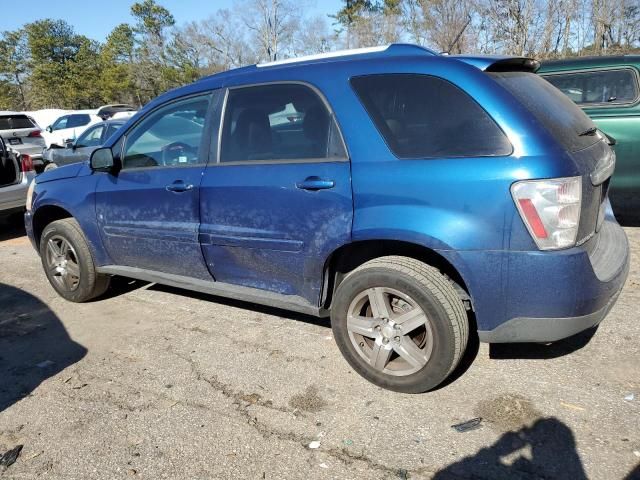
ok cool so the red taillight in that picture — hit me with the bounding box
[517,198,548,239]
[28,130,42,138]
[21,154,33,172]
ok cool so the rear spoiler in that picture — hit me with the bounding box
[450,55,541,73]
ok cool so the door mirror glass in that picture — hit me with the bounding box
[90,147,114,171]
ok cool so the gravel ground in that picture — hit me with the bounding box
[0,217,638,480]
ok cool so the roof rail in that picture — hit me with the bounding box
[256,43,436,68]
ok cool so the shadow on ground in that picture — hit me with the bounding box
[434,417,587,480]
[148,283,332,329]
[0,213,26,242]
[489,326,598,360]
[0,282,86,413]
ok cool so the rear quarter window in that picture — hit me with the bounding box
[351,74,512,158]
[491,72,599,152]
[0,115,35,130]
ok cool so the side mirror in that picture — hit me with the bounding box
[90,147,115,171]
[46,126,53,133]
[65,140,75,149]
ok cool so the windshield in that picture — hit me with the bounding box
[490,72,599,152]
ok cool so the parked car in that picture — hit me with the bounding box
[0,136,35,215]
[0,112,46,170]
[42,113,101,148]
[96,104,136,120]
[43,119,127,170]
[539,56,640,215]
[25,44,629,393]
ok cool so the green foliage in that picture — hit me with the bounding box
[0,29,29,109]
[131,0,175,40]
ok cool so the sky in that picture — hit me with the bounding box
[0,0,344,41]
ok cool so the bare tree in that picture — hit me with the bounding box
[402,0,479,53]
[242,0,300,62]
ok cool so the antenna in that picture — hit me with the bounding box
[445,15,472,55]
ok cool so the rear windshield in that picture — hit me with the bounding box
[0,115,35,130]
[490,72,598,152]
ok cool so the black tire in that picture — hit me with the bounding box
[331,256,468,393]
[40,218,110,302]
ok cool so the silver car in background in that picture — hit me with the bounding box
[0,112,46,171]
[42,119,126,170]
[0,135,35,215]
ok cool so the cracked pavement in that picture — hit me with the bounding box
[0,218,639,479]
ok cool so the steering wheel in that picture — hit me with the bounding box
[161,141,198,166]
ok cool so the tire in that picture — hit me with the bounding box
[40,218,110,302]
[331,256,468,393]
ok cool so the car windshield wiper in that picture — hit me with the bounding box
[578,127,598,136]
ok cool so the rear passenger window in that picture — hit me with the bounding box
[543,69,639,105]
[67,114,91,128]
[220,84,346,163]
[351,74,512,159]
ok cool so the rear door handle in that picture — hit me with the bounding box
[166,180,194,193]
[296,176,335,191]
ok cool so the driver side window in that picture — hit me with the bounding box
[122,94,211,170]
[76,125,104,148]
[51,116,68,131]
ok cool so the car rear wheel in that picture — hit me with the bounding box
[331,256,468,393]
[40,218,110,302]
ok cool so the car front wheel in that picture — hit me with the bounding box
[331,256,469,393]
[40,218,110,302]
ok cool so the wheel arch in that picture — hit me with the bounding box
[32,204,74,249]
[321,239,473,312]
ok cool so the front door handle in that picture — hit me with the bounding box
[166,180,194,193]
[296,176,335,191]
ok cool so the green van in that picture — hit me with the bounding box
[539,56,640,219]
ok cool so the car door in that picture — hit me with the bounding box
[95,92,217,279]
[199,82,353,304]
[47,115,69,146]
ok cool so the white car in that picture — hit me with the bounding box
[42,113,102,147]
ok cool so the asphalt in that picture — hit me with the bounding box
[0,216,638,479]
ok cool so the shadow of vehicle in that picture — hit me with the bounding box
[148,283,332,329]
[0,212,26,242]
[625,463,640,480]
[0,282,87,413]
[489,326,598,360]
[433,417,587,480]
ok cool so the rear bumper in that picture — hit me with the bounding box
[462,217,629,343]
[478,284,624,342]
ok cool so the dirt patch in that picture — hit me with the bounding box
[288,385,327,413]
[475,394,542,431]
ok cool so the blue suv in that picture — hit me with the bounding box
[25,45,629,393]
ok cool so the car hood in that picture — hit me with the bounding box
[36,162,88,184]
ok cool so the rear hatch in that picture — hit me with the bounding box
[0,114,45,156]
[0,150,21,188]
[488,70,612,245]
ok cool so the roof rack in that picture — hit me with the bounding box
[256,43,436,68]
